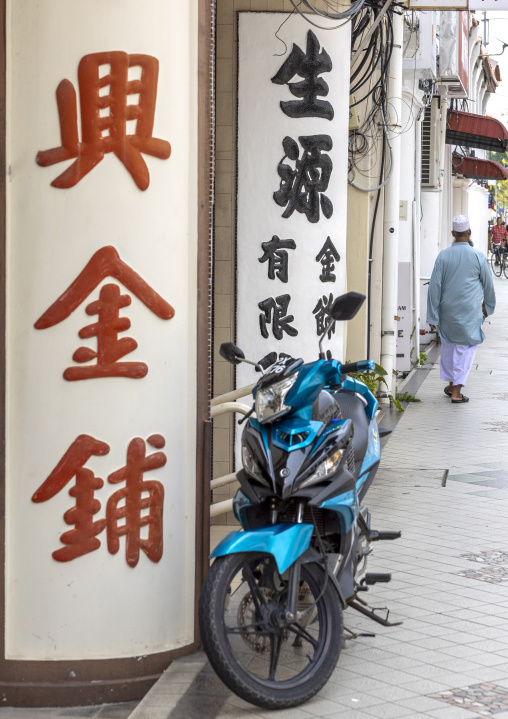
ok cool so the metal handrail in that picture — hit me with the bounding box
[211,402,251,419]
[211,472,237,490]
[210,383,255,407]
[211,499,234,518]
[210,383,255,517]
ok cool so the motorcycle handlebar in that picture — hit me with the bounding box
[339,360,376,374]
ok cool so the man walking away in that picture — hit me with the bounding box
[489,216,508,264]
[427,215,496,404]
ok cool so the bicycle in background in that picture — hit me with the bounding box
[490,244,508,278]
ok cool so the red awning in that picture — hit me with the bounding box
[452,153,508,180]
[446,110,508,153]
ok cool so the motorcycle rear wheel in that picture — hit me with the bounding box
[199,552,342,709]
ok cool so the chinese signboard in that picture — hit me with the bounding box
[6,0,198,661]
[409,0,508,8]
[236,13,350,394]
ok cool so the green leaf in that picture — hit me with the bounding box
[374,363,387,376]
[390,394,405,412]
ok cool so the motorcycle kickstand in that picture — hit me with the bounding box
[343,625,376,640]
[348,594,403,627]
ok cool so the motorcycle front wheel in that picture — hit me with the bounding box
[199,552,342,710]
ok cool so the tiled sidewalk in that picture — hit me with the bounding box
[3,273,508,719]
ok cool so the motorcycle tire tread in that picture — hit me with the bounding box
[199,552,343,710]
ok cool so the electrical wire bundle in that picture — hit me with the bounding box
[348,1,398,193]
[347,1,403,355]
[289,0,367,25]
[350,2,395,109]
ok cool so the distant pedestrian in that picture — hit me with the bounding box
[489,216,508,264]
[427,215,496,404]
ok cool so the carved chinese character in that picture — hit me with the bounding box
[313,293,336,338]
[35,246,174,380]
[271,30,334,121]
[316,237,340,282]
[32,434,167,567]
[32,434,110,562]
[36,52,171,190]
[258,235,296,283]
[259,294,298,340]
[274,135,333,224]
[107,435,166,568]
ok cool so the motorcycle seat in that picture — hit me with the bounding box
[332,390,369,478]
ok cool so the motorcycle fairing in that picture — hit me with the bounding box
[245,417,353,497]
[357,420,381,488]
[318,489,358,533]
[339,376,378,419]
[210,522,314,574]
[271,418,323,452]
[254,359,344,422]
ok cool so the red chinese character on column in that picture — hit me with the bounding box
[36,52,171,190]
[34,246,175,380]
[107,434,166,568]
[32,434,110,562]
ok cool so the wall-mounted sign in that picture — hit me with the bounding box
[236,12,350,396]
[409,0,508,8]
[6,0,198,662]
[408,0,467,9]
[469,0,508,8]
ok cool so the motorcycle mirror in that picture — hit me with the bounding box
[219,342,245,365]
[329,292,366,321]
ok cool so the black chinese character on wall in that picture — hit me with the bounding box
[316,237,340,282]
[258,235,296,283]
[271,30,334,121]
[274,135,333,224]
[259,294,298,340]
[313,293,335,338]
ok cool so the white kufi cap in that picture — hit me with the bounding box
[452,215,470,232]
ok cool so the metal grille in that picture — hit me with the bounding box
[282,503,327,535]
[347,441,356,475]
[421,104,432,185]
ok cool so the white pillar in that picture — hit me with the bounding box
[380,10,403,398]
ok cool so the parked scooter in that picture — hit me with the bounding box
[199,291,401,709]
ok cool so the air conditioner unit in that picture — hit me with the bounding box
[403,10,437,81]
[437,11,469,99]
[421,99,440,188]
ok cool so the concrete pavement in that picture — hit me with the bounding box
[4,270,508,718]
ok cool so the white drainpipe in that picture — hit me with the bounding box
[413,114,422,361]
[380,10,403,399]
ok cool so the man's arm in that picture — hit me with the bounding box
[426,259,442,328]
[480,255,496,316]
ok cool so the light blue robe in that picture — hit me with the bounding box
[426,242,496,345]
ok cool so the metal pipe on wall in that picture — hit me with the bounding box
[413,115,422,361]
[437,97,449,253]
[380,9,403,398]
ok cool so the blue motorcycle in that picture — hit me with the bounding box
[199,292,401,709]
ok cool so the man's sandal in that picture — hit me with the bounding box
[451,395,469,403]
[444,387,452,397]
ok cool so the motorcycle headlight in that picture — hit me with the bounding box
[298,448,344,489]
[254,373,298,424]
[242,444,267,483]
